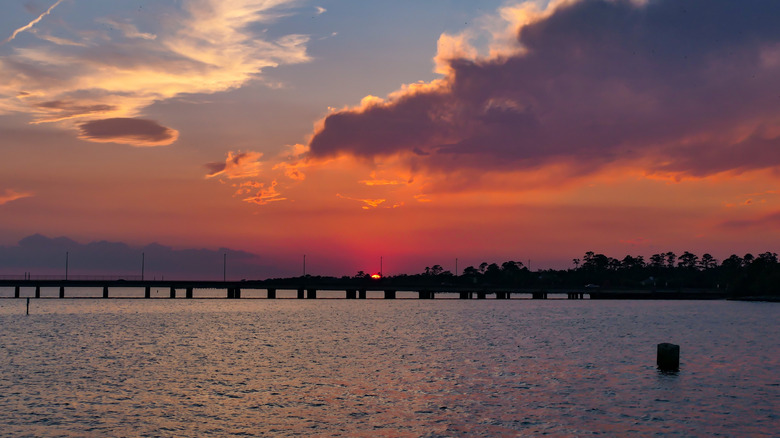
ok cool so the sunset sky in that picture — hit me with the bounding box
[1,0,779,279]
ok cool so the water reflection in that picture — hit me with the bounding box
[0,299,776,436]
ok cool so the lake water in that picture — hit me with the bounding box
[0,297,776,437]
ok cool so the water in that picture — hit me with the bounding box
[0,298,776,437]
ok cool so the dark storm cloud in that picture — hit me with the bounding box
[307,0,780,176]
[78,117,179,146]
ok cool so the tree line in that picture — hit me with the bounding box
[364,251,779,297]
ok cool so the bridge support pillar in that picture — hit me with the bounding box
[59,286,65,298]
[267,288,276,299]
[418,291,433,299]
[358,289,366,299]
[103,286,109,298]
[477,292,486,299]
[532,291,548,299]
[234,288,241,299]
[186,287,193,299]
[145,286,151,298]
[14,286,20,298]
[495,291,506,299]
[35,286,40,298]
[306,289,317,299]
[346,289,356,299]
[170,287,176,299]
[459,291,472,299]
[384,290,396,299]
[297,288,305,299]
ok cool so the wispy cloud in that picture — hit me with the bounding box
[0,189,33,205]
[205,151,264,179]
[1,0,64,45]
[243,180,286,205]
[0,0,311,146]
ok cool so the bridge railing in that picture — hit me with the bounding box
[0,275,144,281]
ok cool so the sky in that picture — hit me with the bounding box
[1,0,779,279]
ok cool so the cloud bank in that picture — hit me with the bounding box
[0,0,310,146]
[306,0,780,179]
[0,234,267,279]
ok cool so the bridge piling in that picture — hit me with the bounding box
[59,286,65,298]
[234,288,241,299]
[186,287,193,299]
[459,291,472,299]
[306,289,317,299]
[384,290,396,299]
[297,288,305,299]
[35,286,40,298]
[103,286,109,298]
[358,289,366,299]
[346,289,356,299]
[170,287,176,299]
[14,286,20,298]
[267,288,276,299]
[145,286,151,298]
[477,291,486,299]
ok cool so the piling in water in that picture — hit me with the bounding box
[26,297,29,315]
[657,343,680,371]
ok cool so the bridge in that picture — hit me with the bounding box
[0,277,587,300]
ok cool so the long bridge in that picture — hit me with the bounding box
[0,277,585,300]
[0,277,726,300]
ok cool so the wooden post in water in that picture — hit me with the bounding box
[267,288,276,299]
[15,286,20,298]
[657,343,680,372]
[59,286,65,298]
[35,285,40,298]
[26,297,29,315]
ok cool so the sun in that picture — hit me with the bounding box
[370,273,381,279]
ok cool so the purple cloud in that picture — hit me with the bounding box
[78,117,179,146]
[307,0,780,177]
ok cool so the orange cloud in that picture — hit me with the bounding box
[0,189,33,205]
[243,180,285,205]
[205,151,264,179]
[336,194,386,209]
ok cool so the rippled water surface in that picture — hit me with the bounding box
[0,298,777,437]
